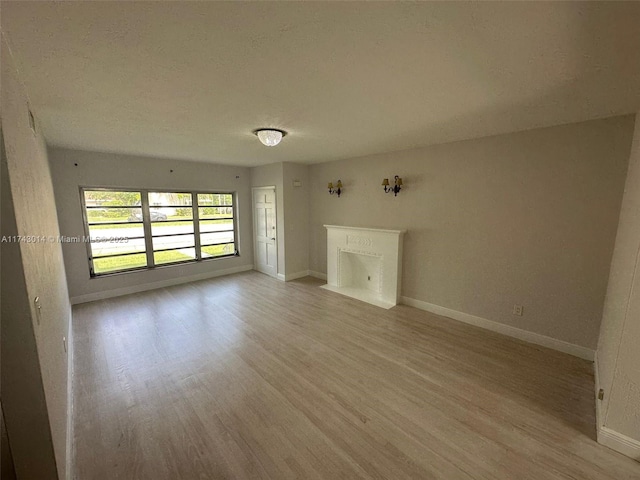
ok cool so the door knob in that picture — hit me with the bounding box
[271,237,276,240]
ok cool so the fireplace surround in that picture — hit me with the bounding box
[321,225,406,309]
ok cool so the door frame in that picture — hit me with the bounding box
[252,186,278,278]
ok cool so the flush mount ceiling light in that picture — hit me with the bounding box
[254,128,286,147]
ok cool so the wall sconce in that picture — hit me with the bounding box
[328,180,343,197]
[382,176,403,196]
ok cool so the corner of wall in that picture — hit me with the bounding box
[594,111,640,461]
[65,310,74,480]
[592,352,639,462]
[594,352,602,430]
[2,33,72,479]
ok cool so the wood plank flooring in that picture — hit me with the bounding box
[71,271,640,479]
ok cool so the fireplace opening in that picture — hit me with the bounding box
[339,250,382,294]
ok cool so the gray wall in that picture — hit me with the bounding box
[597,112,640,445]
[48,148,254,302]
[1,37,71,479]
[309,116,635,349]
[282,162,310,277]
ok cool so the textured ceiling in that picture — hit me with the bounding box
[2,2,640,166]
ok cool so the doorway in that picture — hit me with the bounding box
[252,187,278,278]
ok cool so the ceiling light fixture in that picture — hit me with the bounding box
[254,128,286,147]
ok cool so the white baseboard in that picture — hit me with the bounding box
[284,270,311,281]
[594,353,640,460]
[598,426,640,460]
[65,311,74,479]
[276,270,327,281]
[308,270,327,281]
[400,296,595,361]
[70,265,253,304]
[321,284,395,309]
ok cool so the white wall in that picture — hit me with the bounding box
[596,112,640,457]
[1,36,71,479]
[48,148,254,303]
[309,116,635,350]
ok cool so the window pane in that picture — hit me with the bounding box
[199,219,233,233]
[148,192,192,206]
[86,206,142,224]
[151,222,194,236]
[202,243,235,258]
[201,231,235,246]
[90,237,146,257]
[148,192,193,223]
[198,193,232,206]
[165,207,193,221]
[88,224,144,239]
[198,207,233,219]
[152,234,195,251]
[93,253,147,274]
[154,248,196,265]
[84,190,141,207]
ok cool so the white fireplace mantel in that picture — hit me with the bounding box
[321,225,406,309]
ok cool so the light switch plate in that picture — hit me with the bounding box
[34,296,42,324]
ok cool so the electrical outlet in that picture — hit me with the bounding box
[513,304,524,316]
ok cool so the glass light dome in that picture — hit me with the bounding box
[255,129,285,147]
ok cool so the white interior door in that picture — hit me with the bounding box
[253,187,278,277]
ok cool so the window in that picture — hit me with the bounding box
[82,188,238,276]
[198,193,236,259]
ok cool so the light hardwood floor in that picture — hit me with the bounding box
[72,271,640,479]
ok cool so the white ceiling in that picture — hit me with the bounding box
[2,2,640,167]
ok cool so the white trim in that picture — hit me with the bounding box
[597,426,640,460]
[70,265,253,304]
[400,296,595,361]
[323,224,406,235]
[65,311,74,479]
[321,284,395,309]
[276,270,326,281]
[594,353,640,460]
[276,270,315,282]
[308,270,327,281]
[283,270,311,281]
